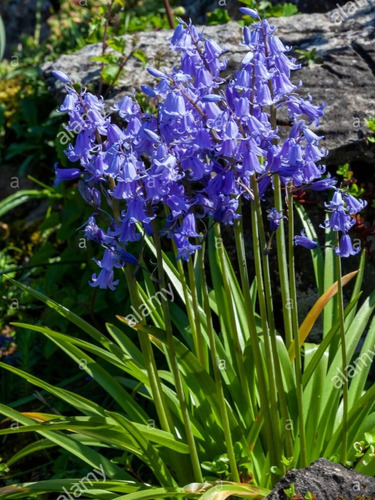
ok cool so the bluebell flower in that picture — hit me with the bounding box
[258,175,272,198]
[60,93,78,112]
[117,215,142,243]
[239,7,260,18]
[65,131,93,165]
[323,207,355,233]
[84,93,104,111]
[113,96,141,120]
[114,247,139,266]
[147,67,167,79]
[54,164,82,185]
[213,197,240,225]
[335,234,360,258]
[90,268,119,290]
[52,70,72,83]
[107,124,126,144]
[179,213,201,237]
[344,193,367,214]
[294,230,318,249]
[267,208,284,232]
[84,216,110,245]
[311,175,337,191]
[78,182,101,207]
[173,233,202,261]
[164,92,187,116]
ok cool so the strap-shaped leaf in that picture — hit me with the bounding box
[288,270,358,361]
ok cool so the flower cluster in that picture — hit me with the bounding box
[52,11,366,289]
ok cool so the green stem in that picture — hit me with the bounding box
[233,208,276,457]
[198,247,240,482]
[251,176,294,464]
[261,19,293,349]
[274,174,293,348]
[34,0,42,45]
[166,211,198,356]
[336,233,348,465]
[249,178,282,475]
[255,181,294,459]
[175,254,199,353]
[187,257,208,369]
[123,266,173,434]
[108,178,173,436]
[287,185,307,467]
[253,22,293,457]
[214,223,253,426]
[151,219,203,482]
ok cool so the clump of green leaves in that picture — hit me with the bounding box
[353,433,375,465]
[284,484,316,500]
[206,9,231,25]
[336,164,365,198]
[365,118,375,143]
[0,459,9,478]
[295,48,323,67]
[202,443,252,482]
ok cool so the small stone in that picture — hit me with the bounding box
[266,458,375,500]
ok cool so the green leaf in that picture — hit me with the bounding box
[302,293,362,388]
[10,323,149,423]
[323,221,337,336]
[199,482,270,499]
[0,361,106,416]
[101,64,120,84]
[5,439,56,466]
[289,270,359,361]
[107,36,127,53]
[0,404,130,480]
[5,277,120,354]
[0,190,60,218]
[127,322,243,444]
[282,3,298,16]
[0,479,143,499]
[133,49,148,65]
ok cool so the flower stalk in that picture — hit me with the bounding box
[187,257,208,370]
[151,218,203,482]
[287,183,307,467]
[233,206,276,461]
[336,232,348,465]
[198,247,240,482]
[214,223,253,426]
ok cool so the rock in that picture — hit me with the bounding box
[41,4,375,166]
[266,458,375,499]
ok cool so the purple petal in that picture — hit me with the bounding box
[239,7,260,19]
[52,70,72,84]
